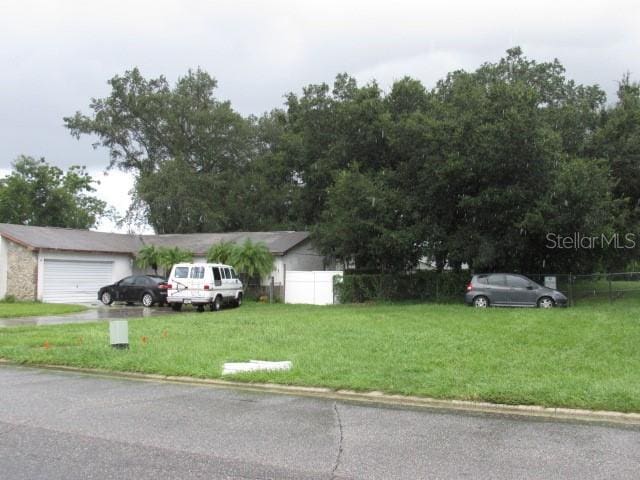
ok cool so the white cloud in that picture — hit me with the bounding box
[1,166,146,233]
[90,169,133,214]
[90,169,156,234]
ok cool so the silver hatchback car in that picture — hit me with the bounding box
[464,273,568,308]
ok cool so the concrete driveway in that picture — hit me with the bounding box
[0,305,176,328]
[1,365,639,479]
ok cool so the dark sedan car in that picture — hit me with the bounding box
[464,273,568,308]
[98,275,170,307]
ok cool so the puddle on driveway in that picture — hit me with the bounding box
[0,306,176,328]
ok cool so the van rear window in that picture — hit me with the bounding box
[174,267,189,278]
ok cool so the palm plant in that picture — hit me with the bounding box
[229,239,274,285]
[206,241,237,264]
[157,246,193,277]
[135,245,160,275]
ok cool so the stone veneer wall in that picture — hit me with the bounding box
[6,240,37,301]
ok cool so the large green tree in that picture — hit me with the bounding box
[592,75,640,212]
[0,156,107,229]
[64,50,638,274]
[520,157,628,272]
[390,48,610,272]
[65,68,253,233]
[314,167,418,272]
[276,74,391,227]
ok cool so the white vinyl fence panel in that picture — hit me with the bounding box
[284,270,343,305]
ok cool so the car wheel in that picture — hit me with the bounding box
[538,297,554,309]
[235,293,243,308]
[141,293,154,308]
[101,291,113,306]
[473,296,489,308]
[171,303,182,312]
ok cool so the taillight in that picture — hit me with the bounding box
[159,283,171,290]
[204,284,210,290]
[466,282,473,291]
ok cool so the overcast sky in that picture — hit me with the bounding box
[1,0,639,232]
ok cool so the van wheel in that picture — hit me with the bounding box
[210,296,222,312]
[171,303,182,312]
[235,293,243,308]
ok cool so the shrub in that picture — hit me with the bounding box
[157,246,193,276]
[206,241,237,264]
[228,239,273,284]
[135,245,160,275]
[335,271,471,303]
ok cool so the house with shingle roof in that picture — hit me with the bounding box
[0,223,325,303]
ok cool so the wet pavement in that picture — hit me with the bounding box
[0,305,176,328]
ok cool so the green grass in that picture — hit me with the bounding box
[0,302,87,318]
[1,300,639,412]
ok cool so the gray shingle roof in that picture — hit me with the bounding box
[0,223,142,253]
[141,231,310,256]
[0,223,310,256]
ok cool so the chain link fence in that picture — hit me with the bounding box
[333,271,640,305]
[525,272,640,305]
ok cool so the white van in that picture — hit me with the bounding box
[166,263,244,312]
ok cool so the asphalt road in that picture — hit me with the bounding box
[0,366,638,479]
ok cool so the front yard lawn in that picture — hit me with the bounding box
[1,300,639,412]
[0,302,87,318]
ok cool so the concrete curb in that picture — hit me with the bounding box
[2,359,640,426]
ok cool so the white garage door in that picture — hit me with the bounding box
[43,259,114,303]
